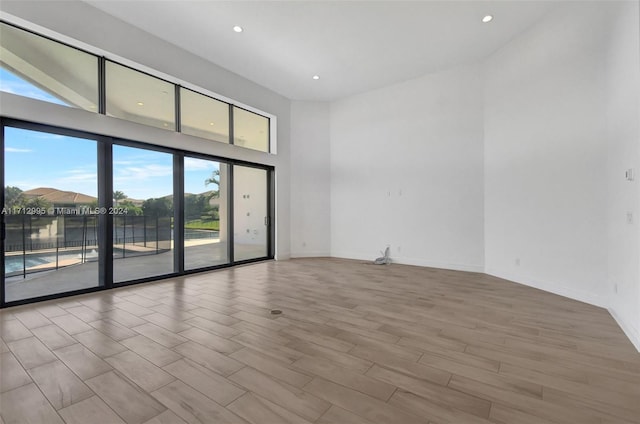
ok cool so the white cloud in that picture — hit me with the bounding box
[185,157,217,171]
[5,147,32,153]
[56,172,97,184]
[116,163,173,180]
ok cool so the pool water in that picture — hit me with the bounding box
[4,254,78,274]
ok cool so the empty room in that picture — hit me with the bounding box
[0,0,639,423]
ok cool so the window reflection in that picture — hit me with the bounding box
[106,61,175,130]
[0,22,98,111]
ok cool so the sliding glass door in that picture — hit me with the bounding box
[1,121,274,306]
[112,145,174,283]
[233,165,269,261]
[184,158,229,270]
[3,127,100,302]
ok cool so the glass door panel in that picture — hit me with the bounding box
[3,127,99,302]
[184,158,229,270]
[233,165,268,261]
[112,145,174,282]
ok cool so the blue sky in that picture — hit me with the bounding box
[5,128,219,200]
[3,69,220,200]
[0,68,68,106]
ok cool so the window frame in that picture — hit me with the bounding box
[0,20,276,153]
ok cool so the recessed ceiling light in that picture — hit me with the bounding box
[233,26,243,33]
[482,15,493,23]
[137,102,144,106]
[209,122,215,126]
[312,75,320,80]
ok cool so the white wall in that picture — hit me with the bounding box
[290,102,331,257]
[484,2,611,307]
[605,1,640,350]
[0,0,292,258]
[330,65,484,271]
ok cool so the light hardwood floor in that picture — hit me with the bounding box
[1,257,639,424]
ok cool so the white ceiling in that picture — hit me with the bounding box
[85,0,560,102]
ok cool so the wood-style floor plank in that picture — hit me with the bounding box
[104,350,175,392]
[229,367,331,422]
[0,383,64,424]
[58,396,126,424]
[52,343,113,380]
[27,360,94,409]
[162,358,245,406]
[31,324,77,351]
[7,336,57,369]
[150,380,248,424]
[0,352,32,393]
[85,371,166,424]
[227,392,313,424]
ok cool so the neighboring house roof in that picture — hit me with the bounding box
[22,187,96,205]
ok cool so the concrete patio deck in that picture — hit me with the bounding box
[4,240,266,302]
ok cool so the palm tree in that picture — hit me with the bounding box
[204,169,219,187]
[204,169,220,198]
[113,190,126,207]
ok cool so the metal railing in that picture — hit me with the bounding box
[4,214,212,278]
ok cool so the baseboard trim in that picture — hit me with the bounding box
[485,268,607,308]
[330,251,484,273]
[290,251,331,258]
[275,251,291,260]
[608,308,640,352]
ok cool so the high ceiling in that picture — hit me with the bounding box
[86,1,560,102]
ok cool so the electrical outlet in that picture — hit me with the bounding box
[627,212,634,224]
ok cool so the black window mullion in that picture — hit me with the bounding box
[98,57,106,115]
[267,168,275,258]
[228,165,235,264]
[173,154,184,273]
[175,85,181,133]
[267,117,272,153]
[0,121,5,306]
[98,137,113,288]
[228,104,234,145]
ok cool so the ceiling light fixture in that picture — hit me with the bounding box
[209,122,215,126]
[137,102,144,106]
[233,26,243,33]
[482,15,493,23]
[312,75,320,80]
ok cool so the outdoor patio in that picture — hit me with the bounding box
[4,240,266,302]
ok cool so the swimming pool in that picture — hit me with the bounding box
[4,253,80,274]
